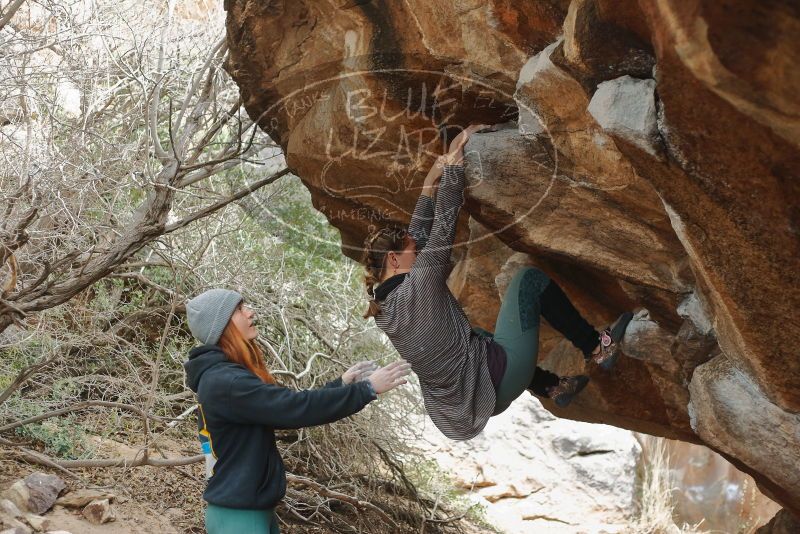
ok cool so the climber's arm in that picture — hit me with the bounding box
[407,156,446,250]
[411,125,486,280]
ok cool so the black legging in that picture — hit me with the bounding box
[528,280,599,397]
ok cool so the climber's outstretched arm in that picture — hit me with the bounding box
[410,124,486,281]
[407,156,446,250]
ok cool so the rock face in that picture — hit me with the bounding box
[224,0,800,516]
[756,509,800,534]
[411,393,641,533]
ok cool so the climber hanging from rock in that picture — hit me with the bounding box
[360,124,634,440]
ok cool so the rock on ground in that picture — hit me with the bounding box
[81,499,115,525]
[55,490,115,509]
[1,474,65,516]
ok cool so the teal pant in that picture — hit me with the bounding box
[206,504,279,534]
[491,267,550,415]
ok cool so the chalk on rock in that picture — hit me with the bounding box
[587,75,659,155]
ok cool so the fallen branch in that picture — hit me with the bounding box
[1,437,83,480]
[53,454,204,468]
[0,400,168,433]
[7,444,204,469]
[287,473,399,530]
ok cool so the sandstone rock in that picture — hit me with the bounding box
[689,355,800,512]
[55,489,115,509]
[0,511,30,534]
[22,474,64,516]
[81,499,114,525]
[0,502,21,519]
[1,484,29,517]
[558,0,655,86]
[22,515,50,533]
[225,0,800,515]
[618,309,674,365]
[587,75,659,155]
[0,512,31,534]
[756,509,800,534]
[676,291,713,337]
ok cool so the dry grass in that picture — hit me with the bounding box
[632,434,774,534]
[632,435,704,534]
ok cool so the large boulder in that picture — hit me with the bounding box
[224,0,800,515]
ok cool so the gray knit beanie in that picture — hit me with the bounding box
[186,289,243,345]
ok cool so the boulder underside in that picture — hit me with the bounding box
[224,0,800,516]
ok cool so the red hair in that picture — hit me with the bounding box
[218,321,276,384]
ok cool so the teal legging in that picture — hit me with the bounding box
[491,267,550,415]
[206,504,279,534]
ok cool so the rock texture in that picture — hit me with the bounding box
[648,438,782,532]
[756,509,800,534]
[1,474,64,516]
[224,0,800,517]
[411,393,641,533]
[81,499,115,525]
[55,490,115,510]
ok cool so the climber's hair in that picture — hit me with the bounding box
[219,314,276,384]
[361,226,413,318]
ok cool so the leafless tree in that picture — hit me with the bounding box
[0,0,283,338]
[0,2,472,532]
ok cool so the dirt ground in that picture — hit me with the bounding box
[1,435,207,533]
[1,434,482,533]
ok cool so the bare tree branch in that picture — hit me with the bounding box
[0,354,55,407]
[0,400,170,433]
[287,474,400,531]
[0,0,26,32]
[165,167,290,233]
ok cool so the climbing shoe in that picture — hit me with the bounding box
[546,375,590,408]
[590,311,634,371]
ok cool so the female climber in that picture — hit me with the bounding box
[361,124,633,440]
[183,288,411,533]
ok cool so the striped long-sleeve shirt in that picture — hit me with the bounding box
[374,165,496,440]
